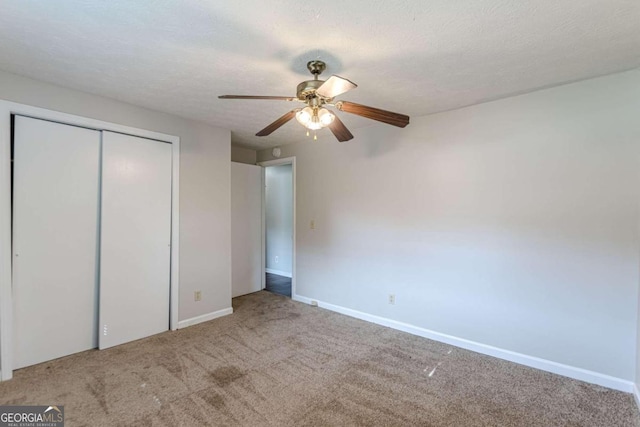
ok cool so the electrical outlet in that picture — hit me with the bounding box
[275,255,279,263]
[310,219,315,230]
[194,291,202,302]
[310,300,318,307]
[388,294,395,305]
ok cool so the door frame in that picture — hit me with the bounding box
[258,157,296,298]
[0,100,181,381]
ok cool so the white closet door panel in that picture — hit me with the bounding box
[13,116,100,369]
[99,131,171,349]
[231,163,262,297]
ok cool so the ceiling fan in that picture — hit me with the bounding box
[219,60,410,142]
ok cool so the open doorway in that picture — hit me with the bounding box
[260,157,295,298]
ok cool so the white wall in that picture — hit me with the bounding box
[231,162,262,297]
[258,70,640,383]
[0,70,232,322]
[265,164,293,276]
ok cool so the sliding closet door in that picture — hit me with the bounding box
[99,132,172,349]
[13,116,101,369]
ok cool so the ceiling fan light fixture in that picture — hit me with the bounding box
[295,106,313,125]
[318,108,335,126]
[296,107,334,131]
[307,119,323,130]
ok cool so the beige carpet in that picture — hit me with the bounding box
[0,291,638,426]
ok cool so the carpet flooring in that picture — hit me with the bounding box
[0,291,638,426]
[265,273,292,298]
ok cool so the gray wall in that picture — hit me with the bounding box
[266,164,293,276]
[231,145,257,164]
[258,70,640,381]
[0,70,231,322]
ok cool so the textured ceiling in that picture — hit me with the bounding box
[0,1,639,150]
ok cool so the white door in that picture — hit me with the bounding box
[13,116,101,369]
[99,131,172,349]
[265,164,293,277]
[231,162,262,297]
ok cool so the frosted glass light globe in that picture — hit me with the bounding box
[318,108,335,126]
[296,107,313,125]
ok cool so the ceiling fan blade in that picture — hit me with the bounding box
[336,101,410,128]
[219,95,297,101]
[328,115,354,142]
[316,75,357,99]
[256,110,298,136]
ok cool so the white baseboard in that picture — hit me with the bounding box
[177,307,233,329]
[265,268,292,278]
[634,384,640,411]
[292,294,634,393]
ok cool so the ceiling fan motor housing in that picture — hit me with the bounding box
[296,79,326,101]
[297,60,330,101]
